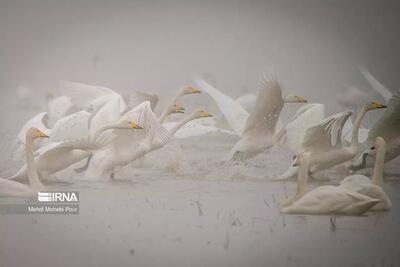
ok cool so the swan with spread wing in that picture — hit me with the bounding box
[277,101,387,180]
[196,75,310,160]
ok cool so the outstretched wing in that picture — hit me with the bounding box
[127,91,159,112]
[47,96,75,127]
[368,89,400,144]
[243,74,284,136]
[50,110,91,143]
[195,79,249,135]
[302,111,352,152]
[284,104,325,153]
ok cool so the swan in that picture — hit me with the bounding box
[349,89,400,171]
[195,76,307,136]
[9,114,143,182]
[158,86,201,123]
[280,153,380,215]
[276,101,387,180]
[84,106,212,179]
[0,128,48,197]
[229,76,308,160]
[340,137,391,211]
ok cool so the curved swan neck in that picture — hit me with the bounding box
[25,137,44,192]
[351,106,367,147]
[159,91,184,123]
[372,143,386,187]
[169,114,197,136]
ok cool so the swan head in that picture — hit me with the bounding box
[292,153,305,167]
[370,136,386,153]
[182,86,201,95]
[366,101,387,111]
[26,127,49,140]
[168,104,185,114]
[192,110,213,119]
[284,95,307,103]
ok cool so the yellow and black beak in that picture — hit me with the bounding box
[38,130,49,138]
[371,101,387,109]
[129,121,143,129]
[190,87,202,94]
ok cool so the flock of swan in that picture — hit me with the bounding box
[1,67,399,217]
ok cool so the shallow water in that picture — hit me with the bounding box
[1,132,400,267]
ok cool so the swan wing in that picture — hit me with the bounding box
[118,101,172,147]
[243,75,284,135]
[195,79,249,135]
[302,111,352,152]
[88,96,123,135]
[284,104,325,153]
[47,96,75,127]
[59,81,126,112]
[359,66,392,102]
[368,89,400,143]
[127,91,159,112]
[17,112,51,144]
[50,110,91,143]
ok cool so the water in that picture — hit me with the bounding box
[1,132,400,267]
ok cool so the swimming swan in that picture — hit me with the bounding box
[0,128,48,197]
[280,153,380,215]
[340,137,391,211]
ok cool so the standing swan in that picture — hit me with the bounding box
[340,137,391,211]
[280,153,380,215]
[0,128,48,197]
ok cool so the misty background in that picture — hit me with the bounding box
[0,0,399,133]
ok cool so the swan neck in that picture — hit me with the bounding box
[296,159,309,198]
[351,106,367,146]
[169,114,196,136]
[372,145,386,187]
[25,137,44,192]
[159,91,183,123]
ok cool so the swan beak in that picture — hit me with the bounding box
[372,102,387,109]
[37,130,49,138]
[189,87,201,94]
[129,121,143,129]
[203,112,213,117]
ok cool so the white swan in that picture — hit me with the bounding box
[277,101,387,180]
[196,76,307,136]
[1,128,48,197]
[280,153,380,215]
[340,137,391,211]
[84,106,212,179]
[159,86,201,123]
[196,75,314,160]
[350,90,400,170]
[9,114,142,182]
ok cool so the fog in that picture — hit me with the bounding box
[1,1,400,267]
[1,0,400,130]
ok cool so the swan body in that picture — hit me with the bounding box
[340,137,391,211]
[281,153,380,215]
